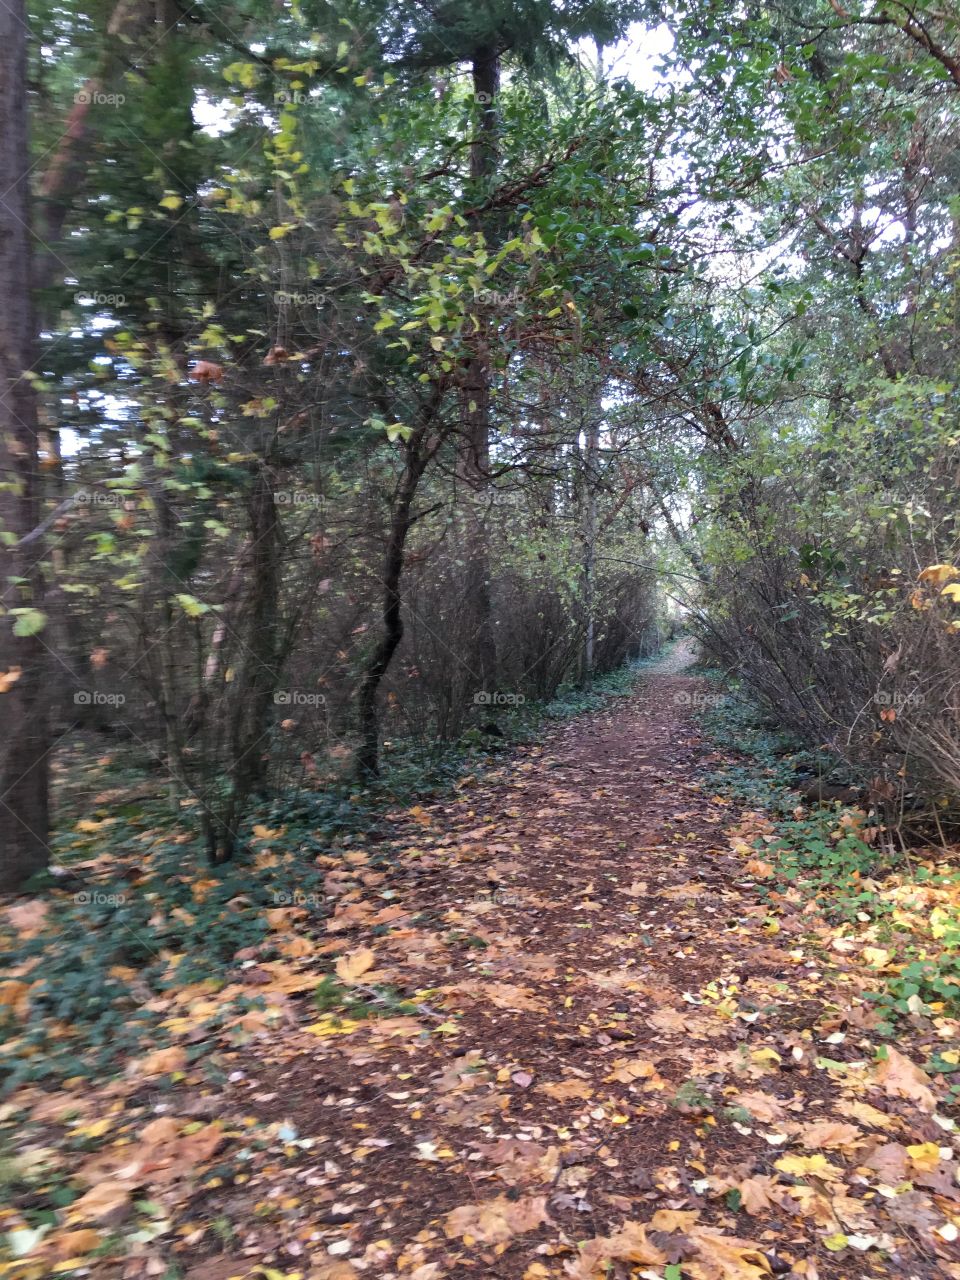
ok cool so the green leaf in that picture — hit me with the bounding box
[12,609,47,637]
[174,593,210,618]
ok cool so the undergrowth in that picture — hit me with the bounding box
[698,671,960,1035]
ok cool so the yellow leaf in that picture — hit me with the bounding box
[306,1015,362,1037]
[907,1141,942,1172]
[862,946,892,969]
[919,563,959,584]
[774,1152,842,1180]
[75,817,115,833]
[252,824,284,840]
[158,194,183,211]
[750,1047,781,1070]
[942,582,960,602]
[823,1232,849,1251]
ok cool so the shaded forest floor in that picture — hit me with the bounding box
[4,643,960,1279]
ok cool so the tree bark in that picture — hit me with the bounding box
[357,425,433,778]
[205,466,282,864]
[581,416,600,680]
[0,0,52,890]
[457,44,502,694]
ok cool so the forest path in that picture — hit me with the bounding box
[176,652,955,1280]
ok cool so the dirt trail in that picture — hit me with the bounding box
[181,653,959,1280]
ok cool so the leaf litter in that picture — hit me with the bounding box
[2,645,960,1277]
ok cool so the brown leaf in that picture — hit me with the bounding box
[335,946,376,983]
[444,1194,549,1244]
[6,899,48,934]
[0,979,31,1017]
[68,1181,132,1224]
[688,1227,774,1279]
[862,1141,909,1183]
[605,1057,666,1089]
[47,1228,103,1259]
[131,1045,187,1077]
[798,1120,862,1150]
[568,1220,666,1279]
[539,1078,594,1101]
[737,1176,779,1215]
[733,1091,786,1123]
[874,1047,936,1112]
[651,1209,700,1232]
[189,360,224,383]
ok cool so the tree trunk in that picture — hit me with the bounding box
[581,418,600,680]
[357,433,430,779]
[0,0,52,890]
[457,44,501,694]
[205,466,282,864]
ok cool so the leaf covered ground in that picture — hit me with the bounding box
[3,644,960,1280]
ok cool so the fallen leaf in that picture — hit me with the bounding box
[132,1045,187,1077]
[335,946,376,983]
[444,1194,549,1244]
[539,1078,595,1101]
[799,1121,861,1150]
[68,1181,131,1223]
[874,1047,936,1112]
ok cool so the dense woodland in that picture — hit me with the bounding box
[1,0,959,880]
[3,2,960,1275]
